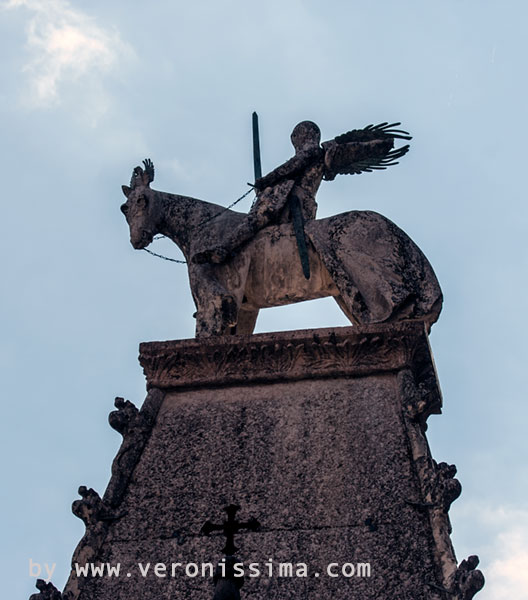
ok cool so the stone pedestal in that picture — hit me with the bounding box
[61,322,484,600]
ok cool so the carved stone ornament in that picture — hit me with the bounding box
[433,461,463,514]
[29,579,71,600]
[62,390,165,600]
[452,555,485,600]
[108,397,139,435]
[71,487,118,528]
[139,322,442,417]
[103,389,165,508]
[70,486,124,570]
[397,366,485,597]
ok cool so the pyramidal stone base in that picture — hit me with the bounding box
[53,322,483,600]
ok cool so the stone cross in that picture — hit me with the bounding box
[201,504,260,555]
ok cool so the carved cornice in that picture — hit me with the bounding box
[139,321,441,413]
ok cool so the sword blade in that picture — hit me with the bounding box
[252,112,262,181]
[288,191,311,280]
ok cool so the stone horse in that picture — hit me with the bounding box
[121,162,442,337]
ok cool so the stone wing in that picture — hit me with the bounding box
[322,122,411,181]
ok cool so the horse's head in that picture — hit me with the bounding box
[121,159,161,249]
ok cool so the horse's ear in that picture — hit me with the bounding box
[122,185,131,197]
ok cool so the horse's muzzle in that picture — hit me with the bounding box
[131,230,153,249]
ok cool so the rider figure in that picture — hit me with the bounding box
[192,121,324,265]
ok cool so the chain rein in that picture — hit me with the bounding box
[141,187,255,264]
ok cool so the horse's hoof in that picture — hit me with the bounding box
[221,295,238,328]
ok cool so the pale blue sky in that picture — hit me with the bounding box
[1,1,527,598]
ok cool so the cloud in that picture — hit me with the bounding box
[481,506,528,599]
[487,533,528,599]
[159,158,190,179]
[454,503,528,599]
[4,0,132,112]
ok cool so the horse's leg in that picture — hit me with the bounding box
[189,263,238,337]
[189,249,255,337]
[195,294,238,338]
[230,306,259,335]
[224,255,254,335]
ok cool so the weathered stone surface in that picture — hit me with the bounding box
[107,374,424,541]
[71,524,439,599]
[59,324,482,599]
[120,121,442,337]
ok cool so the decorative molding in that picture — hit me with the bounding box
[139,322,441,416]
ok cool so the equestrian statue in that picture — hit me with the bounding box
[120,120,442,337]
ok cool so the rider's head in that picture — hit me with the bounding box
[291,121,321,153]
